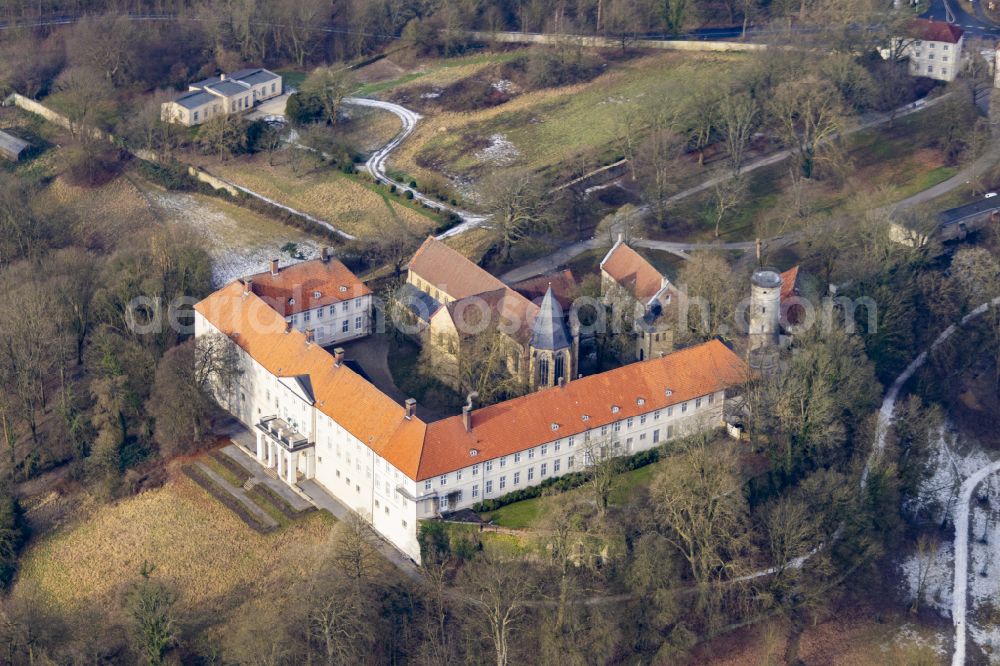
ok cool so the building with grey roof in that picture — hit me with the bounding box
[0,129,29,161]
[161,68,283,127]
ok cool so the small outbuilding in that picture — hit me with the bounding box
[0,129,29,162]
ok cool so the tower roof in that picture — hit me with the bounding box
[530,286,571,350]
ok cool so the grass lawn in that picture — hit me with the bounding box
[354,49,529,97]
[484,458,665,529]
[15,473,335,620]
[391,51,745,192]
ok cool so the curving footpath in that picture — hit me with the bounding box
[344,97,489,236]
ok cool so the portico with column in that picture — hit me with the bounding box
[255,416,316,486]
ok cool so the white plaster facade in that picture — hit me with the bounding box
[286,294,372,347]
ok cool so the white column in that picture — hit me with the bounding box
[287,452,298,485]
[255,432,264,460]
[276,448,284,478]
[266,440,274,468]
[306,450,316,479]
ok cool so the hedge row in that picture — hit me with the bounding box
[471,447,661,513]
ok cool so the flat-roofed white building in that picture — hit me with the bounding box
[161,69,283,126]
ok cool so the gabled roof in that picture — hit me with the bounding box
[530,287,572,351]
[173,90,217,110]
[195,282,429,478]
[0,130,29,159]
[280,375,315,405]
[510,269,577,310]
[244,255,371,317]
[910,18,964,44]
[601,239,667,304]
[408,237,508,301]
[417,339,747,480]
[779,266,799,302]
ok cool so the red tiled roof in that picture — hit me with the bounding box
[511,269,578,310]
[245,256,371,317]
[601,241,666,303]
[197,286,746,482]
[408,237,507,301]
[195,282,428,478]
[910,18,964,44]
[417,339,747,480]
[780,266,799,302]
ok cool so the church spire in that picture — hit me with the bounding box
[530,286,571,351]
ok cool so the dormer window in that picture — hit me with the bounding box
[637,398,645,406]
[611,405,620,414]
[665,389,673,397]
[339,285,348,293]
[313,290,321,298]
[581,414,590,422]
[288,298,296,305]
[469,448,478,457]
[550,423,559,431]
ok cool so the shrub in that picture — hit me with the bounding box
[390,184,397,193]
[285,91,323,126]
[405,190,414,200]
[63,145,127,188]
[409,179,417,188]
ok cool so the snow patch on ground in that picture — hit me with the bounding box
[420,89,442,99]
[899,540,954,616]
[492,79,513,93]
[475,133,520,166]
[891,623,948,657]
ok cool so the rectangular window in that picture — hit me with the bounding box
[485,460,493,472]
[613,421,621,433]
[627,417,634,428]
[500,475,506,489]
[440,495,448,509]
[342,302,349,312]
[472,464,479,476]
[654,410,661,420]
[193,111,199,121]
[486,480,493,494]
[640,414,647,425]
[528,448,535,459]
[568,455,574,469]
[354,297,361,309]
[540,445,547,456]
[355,316,362,330]
[424,480,431,491]
[528,467,535,481]
[514,452,521,463]
[554,441,560,452]
[667,406,673,417]
[304,311,311,322]
[342,320,349,333]
[317,309,323,319]
[568,436,575,447]
[440,474,447,486]
[601,425,608,436]
[708,393,714,404]
[541,463,547,476]
[667,425,674,438]
[472,484,479,498]
[554,459,560,473]
[514,471,520,485]
[456,469,462,481]
[329,305,335,315]
[696,398,702,408]
[500,456,506,468]
[653,429,660,443]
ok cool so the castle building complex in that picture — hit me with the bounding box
[195,246,749,562]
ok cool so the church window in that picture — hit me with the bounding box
[554,354,565,383]
[537,356,549,386]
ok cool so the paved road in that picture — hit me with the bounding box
[923,0,999,37]
[343,96,489,234]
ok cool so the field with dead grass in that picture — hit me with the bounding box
[208,153,440,239]
[15,473,334,619]
[389,51,743,191]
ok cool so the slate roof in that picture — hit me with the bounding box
[937,198,1000,226]
[530,287,572,350]
[173,90,217,110]
[397,282,443,323]
[233,68,281,86]
[0,130,29,159]
[190,75,223,89]
[206,79,251,97]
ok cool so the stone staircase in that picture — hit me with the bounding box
[242,477,259,492]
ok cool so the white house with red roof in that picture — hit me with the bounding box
[902,19,964,82]
[195,272,748,562]
[243,248,372,347]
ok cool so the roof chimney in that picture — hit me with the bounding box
[243,278,253,296]
[220,73,226,80]
[462,391,479,432]
[333,347,345,366]
[404,398,417,420]
[270,258,279,276]
[557,376,565,388]
[321,246,330,263]
[305,328,315,344]
[285,320,292,333]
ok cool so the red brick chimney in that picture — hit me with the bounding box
[284,320,292,333]
[405,397,416,420]
[333,347,345,366]
[243,278,253,296]
[270,259,279,276]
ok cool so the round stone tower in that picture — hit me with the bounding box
[749,269,782,351]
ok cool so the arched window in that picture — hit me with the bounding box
[554,353,565,384]
[537,356,549,386]
[512,351,520,373]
